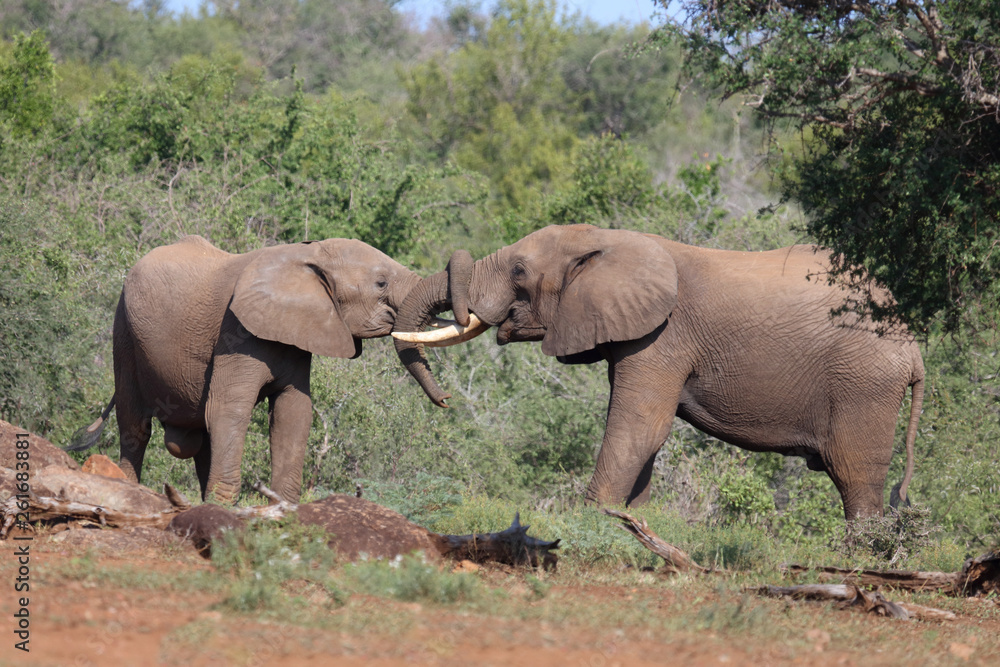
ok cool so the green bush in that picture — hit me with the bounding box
[716,468,776,526]
[212,516,336,613]
[345,554,480,604]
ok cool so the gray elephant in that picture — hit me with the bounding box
[393,224,924,520]
[74,235,439,503]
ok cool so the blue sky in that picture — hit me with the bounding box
[163,0,665,27]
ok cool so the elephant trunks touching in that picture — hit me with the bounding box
[392,250,479,407]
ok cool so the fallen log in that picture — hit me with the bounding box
[758,583,957,622]
[782,549,1000,597]
[432,512,560,571]
[602,510,987,622]
[958,549,1000,597]
[782,564,959,593]
[0,482,190,536]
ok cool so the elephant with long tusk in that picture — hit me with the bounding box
[392,224,924,521]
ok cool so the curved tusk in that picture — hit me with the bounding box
[423,318,491,348]
[392,313,489,346]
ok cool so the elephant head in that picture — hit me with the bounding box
[393,224,679,403]
[230,238,421,359]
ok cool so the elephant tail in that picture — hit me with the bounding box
[891,368,924,508]
[65,395,117,452]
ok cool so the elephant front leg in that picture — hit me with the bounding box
[204,368,260,504]
[203,407,253,504]
[585,355,684,506]
[267,381,312,503]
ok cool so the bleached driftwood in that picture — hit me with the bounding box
[0,483,191,536]
[602,510,992,622]
[227,482,299,520]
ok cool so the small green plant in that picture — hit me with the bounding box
[716,468,776,525]
[524,574,550,600]
[346,554,480,604]
[211,516,335,613]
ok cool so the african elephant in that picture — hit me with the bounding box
[392,224,925,520]
[73,235,461,503]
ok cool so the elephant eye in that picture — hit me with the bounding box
[511,263,526,280]
[376,279,388,290]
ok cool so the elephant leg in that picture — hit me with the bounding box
[586,349,684,506]
[112,308,151,484]
[194,439,212,500]
[117,401,152,484]
[203,400,254,503]
[267,376,312,503]
[627,451,659,506]
[204,359,263,504]
[822,409,895,520]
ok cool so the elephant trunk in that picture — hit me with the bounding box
[393,250,474,407]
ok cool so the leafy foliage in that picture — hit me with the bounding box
[212,516,338,612]
[0,31,57,138]
[346,554,481,604]
[661,0,1000,335]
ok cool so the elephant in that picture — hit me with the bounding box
[392,224,925,520]
[72,235,466,503]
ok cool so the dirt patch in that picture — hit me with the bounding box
[2,525,999,667]
[47,524,189,554]
[295,494,442,560]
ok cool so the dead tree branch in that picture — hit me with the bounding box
[758,583,957,621]
[603,509,708,574]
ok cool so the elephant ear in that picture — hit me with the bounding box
[230,244,358,359]
[542,231,678,358]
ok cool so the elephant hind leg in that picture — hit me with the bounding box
[823,419,894,521]
[116,402,152,484]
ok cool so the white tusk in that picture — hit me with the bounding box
[429,317,456,328]
[392,313,489,346]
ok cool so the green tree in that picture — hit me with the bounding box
[0,30,56,138]
[559,22,679,139]
[402,0,579,210]
[212,0,416,98]
[0,198,99,434]
[660,1,1000,336]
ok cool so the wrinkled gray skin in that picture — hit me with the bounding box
[92,235,422,503]
[395,224,925,520]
